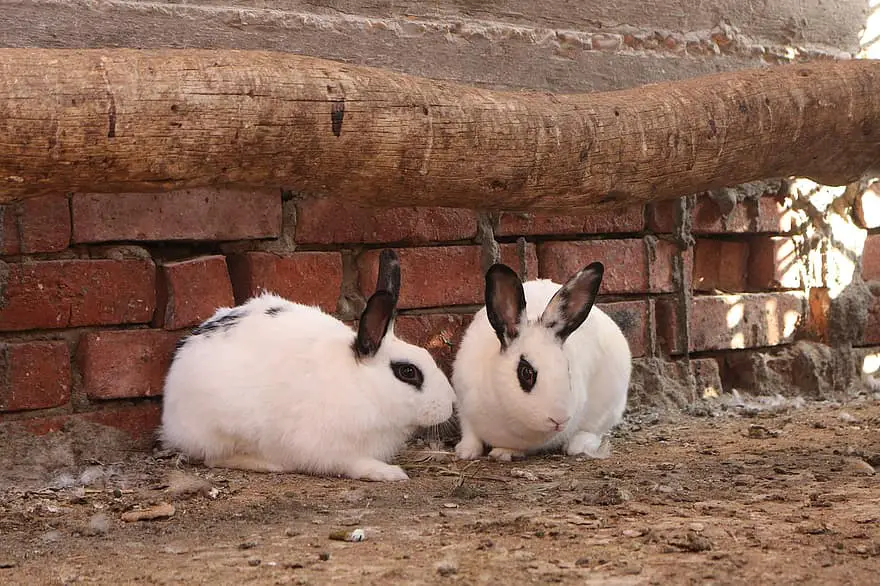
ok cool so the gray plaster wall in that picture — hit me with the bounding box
[0,1,870,92]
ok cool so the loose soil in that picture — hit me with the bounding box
[1,396,878,585]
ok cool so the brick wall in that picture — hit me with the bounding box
[3,183,878,440]
[0,0,875,440]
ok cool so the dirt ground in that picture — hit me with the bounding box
[1,394,878,585]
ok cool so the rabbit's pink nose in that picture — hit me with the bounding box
[548,416,570,429]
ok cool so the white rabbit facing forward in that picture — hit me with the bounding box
[452,261,631,462]
[161,250,455,481]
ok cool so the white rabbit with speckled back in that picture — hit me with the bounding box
[161,250,455,481]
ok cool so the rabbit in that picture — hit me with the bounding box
[160,249,456,481]
[452,261,631,462]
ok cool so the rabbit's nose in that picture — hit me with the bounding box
[548,416,570,429]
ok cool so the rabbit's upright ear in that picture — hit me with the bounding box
[376,249,401,305]
[540,262,604,343]
[355,291,396,358]
[485,263,526,350]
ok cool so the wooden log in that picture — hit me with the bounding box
[1,49,879,209]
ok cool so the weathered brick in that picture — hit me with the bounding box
[866,294,880,346]
[357,244,537,309]
[862,235,880,282]
[649,194,796,235]
[497,206,644,236]
[394,313,472,375]
[749,237,802,289]
[628,356,721,409]
[693,239,749,292]
[19,403,161,443]
[78,330,180,400]
[855,183,880,230]
[295,199,477,244]
[228,251,342,312]
[0,259,156,331]
[71,188,281,243]
[0,193,70,255]
[0,341,70,412]
[538,239,677,294]
[649,196,750,234]
[598,300,650,358]
[806,287,832,343]
[657,292,806,354]
[755,196,798,233]
[155,255,234,329]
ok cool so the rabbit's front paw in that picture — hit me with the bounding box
[565,432,611,459]
[488,447,525,462]
[349,459,409,482]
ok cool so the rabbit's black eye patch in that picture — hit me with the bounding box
[391,361,424,390]
[517,356,537,393]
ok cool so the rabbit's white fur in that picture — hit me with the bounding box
[453,277,631,461]
[161,291,455,482]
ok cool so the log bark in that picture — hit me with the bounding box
[1,49,879,210]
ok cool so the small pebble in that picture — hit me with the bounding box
[285,528,302,538]
[121,502,175,522]
[329,528,366,542]
[0,561,18,569]
[239,541,258,550]
[318,552,331,561]
[39,530,62,544]
[442,503,458,509]
[689,523,706,532]
[622,529,643,538]
[84,513,111,536]
[247,558,261,567]
[436,560,458,576]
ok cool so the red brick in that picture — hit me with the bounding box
[71,188,281,243]
[755,196,798,233]
[17,403,161,443]
[855,183,880,230]
[649,196,750,234]
[806,288,832,343]
[0,342,70,412]
[394,313,473,375]
[0,194,70,255]
[863,235,880,281]
[295,199,477,244]
[497,206,644,236]
[155,255,234,329]
[749,237,802,289]
[657,292,806,354]
[693,239,749,292]
[228,251,342,312]
[598,300,649,358]
[866,294,880,346]
[0,259,156,331]
[357,244,536,309]
[78,330,180,400]
[649,194,796,235]
[538,239,678,294]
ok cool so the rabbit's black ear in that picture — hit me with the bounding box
[485,263,526,350]
[540,262,604,343]
[355,291,395,358]
[376,249,401,305]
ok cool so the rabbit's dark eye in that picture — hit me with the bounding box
[517,356,537,393]
[391,361,424,390]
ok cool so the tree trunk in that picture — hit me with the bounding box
[1,49,878,209]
